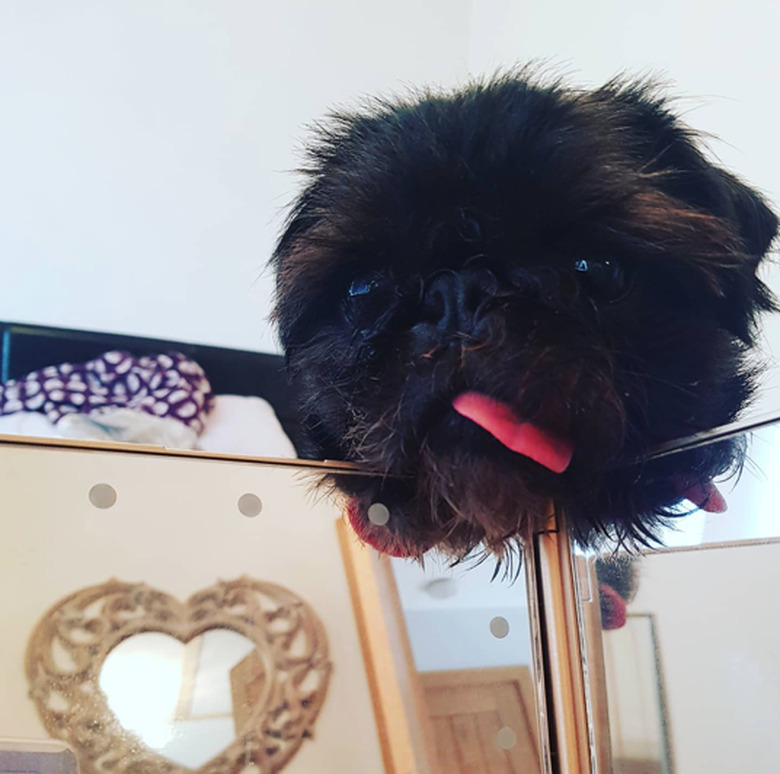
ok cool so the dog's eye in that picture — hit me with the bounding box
[573,258,630,302]
[344,273,396,330]
[348,277,381,297]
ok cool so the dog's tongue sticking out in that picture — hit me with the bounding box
[678,480,728,513]
[453,392,574,474]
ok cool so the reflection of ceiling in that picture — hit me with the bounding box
[393,555,534,671]
[392,553,528,612]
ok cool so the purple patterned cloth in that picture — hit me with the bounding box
[0,351,213,434]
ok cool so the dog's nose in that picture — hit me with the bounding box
[419,269,497,336]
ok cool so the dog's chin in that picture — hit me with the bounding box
[336,393,626,559]
[343,451,553,559]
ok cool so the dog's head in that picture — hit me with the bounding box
[272,73,777,559]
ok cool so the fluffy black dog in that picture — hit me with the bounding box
[272,72,777,560]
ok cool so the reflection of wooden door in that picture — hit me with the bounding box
[421,667,541,774]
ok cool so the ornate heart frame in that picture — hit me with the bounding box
[25,577,332,774]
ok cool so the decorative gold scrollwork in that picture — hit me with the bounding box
[25,577,332,773]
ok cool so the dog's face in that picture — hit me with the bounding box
[273,74,777,559]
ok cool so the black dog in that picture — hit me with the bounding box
[272,71,777,560]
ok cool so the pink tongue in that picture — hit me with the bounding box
[677,479,728,513]
[452,392,574,474]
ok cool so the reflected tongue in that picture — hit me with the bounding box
[453,391,574,474]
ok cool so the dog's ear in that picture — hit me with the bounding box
[599,80,778,339]
[705,170,777,342]
[716,169,778,262]
[701,170,778,342]
[599,80,777,254]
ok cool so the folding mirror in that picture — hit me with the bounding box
[533,417,780,774]
[0,436,542,774]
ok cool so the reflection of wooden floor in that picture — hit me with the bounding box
[421,667,541,774]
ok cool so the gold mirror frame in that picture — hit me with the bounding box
[25,577,332,774]
[528,515,595,774]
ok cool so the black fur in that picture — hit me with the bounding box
[272,71,777,559]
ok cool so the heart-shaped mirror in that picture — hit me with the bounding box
[26,578,332,774]
[100,630,258,768]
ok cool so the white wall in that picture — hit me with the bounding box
[468,0,780,416]
[0,1,471,352]
[3,1,779,411]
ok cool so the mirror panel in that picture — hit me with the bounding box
[571,419,780,774]
[391,554,541,773]
[0,438,543,774]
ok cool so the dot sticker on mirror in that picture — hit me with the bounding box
[496,726,517,750]
[367,502,390,526]
[238,493,263,518]
[88,483,117,510]
[489,615,510,639]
